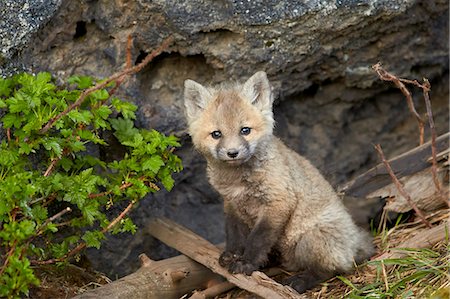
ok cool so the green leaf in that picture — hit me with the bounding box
[121,218,137,234]
[111,98,137,119]
[43,139,63,157]
[36,72,51,84]
[0,148,19,166]
[6,93,29,113]
[142,155,164,173]
[30,205,48,222]
[46,223,58,233]
[68,140,86,152]
[68,75,94,89]
[82,203,101,225]
[59,157,74,172]
[18,142,33,155]
[122,133,144,148]
[2,113,21,128]
[90,89,109,101]
[67,109,93,124]
[110,118,139,143]
[96,105,112,119]
[0,71,183,298]
[82,231,105,249]
[0,77,13,97]
[160,173,175,191]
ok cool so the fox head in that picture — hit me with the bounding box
[184,71,274,165]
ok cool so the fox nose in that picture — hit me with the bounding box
[227,150,239,159]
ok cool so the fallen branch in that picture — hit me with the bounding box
[374,144,431,228]
[340,132,449,198]
[147,217,303,299]
[73,254,222,299]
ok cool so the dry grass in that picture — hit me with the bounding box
[305,208,449,299]
[28,264,110,298]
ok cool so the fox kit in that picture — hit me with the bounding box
[184,71,373,292]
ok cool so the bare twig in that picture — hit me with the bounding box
[101,201,134,233]
[31,201,136,265]
[0,240,17,277]
[374,144,432,228]
[39,36,173,134]
[37,207,72,235]
[126,34,133,69]
[88,181,134,199]
[6,128,11,142]
[372,63,426,145]
[422,79,449,207]
[43,157,60,177]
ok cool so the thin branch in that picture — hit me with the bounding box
[6,128,11,142]
[101,201,134,233]
[43,157,60,177]
[422,79,449,207]
[372,63,426,145]
[37,207,72,236]
[63,201,135,258]
[126,34,133,69]
[374,144,432,228]
[31,201,136,265]
[39,36,173,134]
[0,240,17,277]
[88,181,133,199]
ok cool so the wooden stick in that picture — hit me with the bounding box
[374,144,432,228]
[189,267,283,299]
[147,217,304,299]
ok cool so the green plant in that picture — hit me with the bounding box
[0,72,182,298]
[336,245,449,298]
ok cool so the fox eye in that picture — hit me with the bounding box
[211,130,222,139]
[240,127,251,135]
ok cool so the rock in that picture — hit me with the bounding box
[0,0,62,75]
[1,0,448,278]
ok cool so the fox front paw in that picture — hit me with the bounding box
[228,260,257,275]
[219,251,240,267]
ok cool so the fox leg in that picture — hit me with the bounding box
[227,217,278,275]
[282,225,356,292]
[219,212,249,267]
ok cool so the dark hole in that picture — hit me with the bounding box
[134,50,148,65]
[302,83,320,97]
[74,21,87,39]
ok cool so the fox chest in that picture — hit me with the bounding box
[214,180,266,227]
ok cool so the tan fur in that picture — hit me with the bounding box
[184,71,373,289]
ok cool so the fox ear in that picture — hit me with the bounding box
[184,79,212,123]
[242,71,273,112]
